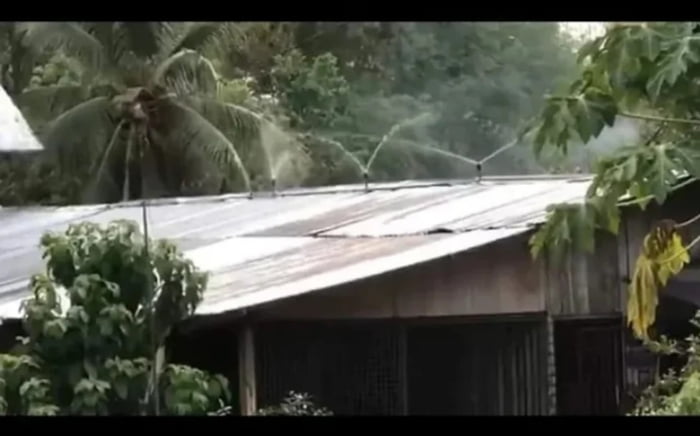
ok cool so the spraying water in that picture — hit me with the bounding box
[365,112,436,178]
[297,133,366,176]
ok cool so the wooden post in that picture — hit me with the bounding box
[238,324,257,416]
[398,323,409,415]
[545,314,557,415]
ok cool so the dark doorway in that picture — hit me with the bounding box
[406,317,547,415]
[255,316,548,416]
[554,317,623,415]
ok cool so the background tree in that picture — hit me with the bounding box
[229,22,582,185]
[0,220,230,415]
[11,22,308,203]
[2,22,584,205]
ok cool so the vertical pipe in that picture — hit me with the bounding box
[142,199,160,416]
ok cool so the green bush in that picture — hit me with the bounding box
[0,220,230,415]
[633,311,700,415]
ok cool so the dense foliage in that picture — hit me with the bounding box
[528,22,700,341]
[256,391,333,416]
[632,312,700,415]
[525,22,700,413]
[0,220,230,415]
[1,21,582,205]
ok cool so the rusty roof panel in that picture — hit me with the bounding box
[0,177,592,319]
[192,228,530,315]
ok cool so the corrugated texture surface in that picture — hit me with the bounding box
[0,85,43,152]
[0,176,591,319]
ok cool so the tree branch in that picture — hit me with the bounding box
[677,212,700,229]
[616,178,697,207]
[546,95,700,126]
[619,111,700,126]
[646,126,665,146]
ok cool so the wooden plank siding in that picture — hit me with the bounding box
[256,234,545,321]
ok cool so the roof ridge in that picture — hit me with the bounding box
[0,175,592,211]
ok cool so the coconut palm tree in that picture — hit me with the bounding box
[15,22,306,202]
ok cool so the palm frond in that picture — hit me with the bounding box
[91,119,126,187]
[82,119,126,204]
[156,22,223,59]
[17,85,91,123]
[180,96,264,141]
[83,22,128,81]
[182,96,311,187]
[122,124,135,201]
[154,98,251,191]
[42,96,118,171]
[118,22,166,59]
[4,24,40,95]
[152,50,219,97]
[19,22,104,72]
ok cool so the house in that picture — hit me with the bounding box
[0,85,43,153]
[2,175,700,415]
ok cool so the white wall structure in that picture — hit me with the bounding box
[0,85,43,152]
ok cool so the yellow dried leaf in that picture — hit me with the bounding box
[657,233,690,285]
[628,227,689,339]
[628,255,658,339]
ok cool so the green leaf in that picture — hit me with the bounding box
[114,379,128,400]
[43,319,67,339]
[84,361,98,379]
[97,318,113,336]
[646,26,700,100]
[577,35,605,64]
[631,25,662,61]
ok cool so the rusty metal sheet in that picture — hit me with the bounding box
[0,229,529,319]
[193,228,531,315]
[0,177,592,320]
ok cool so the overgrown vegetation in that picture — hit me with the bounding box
[0,220,230,415]
[632,312,700,415]
[256,391,333,416]
[527,22,700,414]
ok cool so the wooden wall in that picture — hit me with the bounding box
[255,233,545,320]
[544,231,622,317]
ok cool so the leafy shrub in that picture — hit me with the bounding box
[257,391,333,416]
[633,311,700,415]
[0,220,231,415]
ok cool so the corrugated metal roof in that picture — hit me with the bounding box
[0,176,592,320]
[0,85,43,152]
